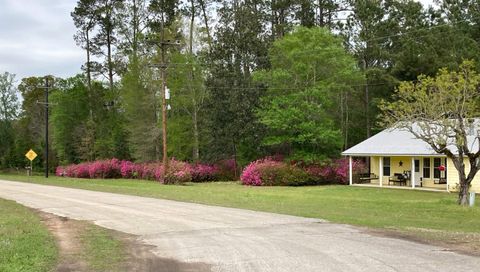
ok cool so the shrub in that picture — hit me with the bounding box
[216,159,238,180]
[55,166,65,177]
[191,163,220,182]
[241,158,311,186]
[120,160,135,178]
[163,159,192,184]
[306,158,366,184]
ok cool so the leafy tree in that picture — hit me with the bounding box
[380,61,480,206]
[0,72,19,167]
[121,57,160,161]
[16,76,58,171]
[50,76,89,164]
[168,52,208,161]
[342,0,394,139]
[205,0,270,164]
[72,0,97,91]
[255,27,363,161]
[96,0,126,89]
[0,72,18,123]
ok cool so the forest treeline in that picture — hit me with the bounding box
[1,0,480,170]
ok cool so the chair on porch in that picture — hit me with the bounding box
[388,173,407,186]
[356,173,379,184]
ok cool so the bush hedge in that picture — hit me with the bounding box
[56,159,224,184]
[56,157,366,186]
[240,157,366,186]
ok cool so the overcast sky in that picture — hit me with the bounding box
[0,0,436,82]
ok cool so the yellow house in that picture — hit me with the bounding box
[342,127,480,192]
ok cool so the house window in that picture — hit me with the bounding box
[383,157,391,176]
[423,158,430,178]
[434,158,441,179]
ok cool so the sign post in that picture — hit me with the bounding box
[25,149,38,176]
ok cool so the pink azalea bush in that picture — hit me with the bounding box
[56,158,221,184]
[241,157,367,186]
[163,160,192,184]
[215,159,239,180]
[306,158,366,184]
[56,157,366,187]
[191,163,220,182]
[240,158,310,186]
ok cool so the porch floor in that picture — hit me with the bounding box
[352,183,448,192]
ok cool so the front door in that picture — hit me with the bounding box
[414,159,421,186]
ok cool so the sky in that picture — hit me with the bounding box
[0,0,436,82]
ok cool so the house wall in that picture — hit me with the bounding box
[370,156,411,178]
[447,158,480,192]
[368,156,446,189]
[367,156,480,191]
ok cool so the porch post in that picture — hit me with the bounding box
[349,156,353,185]
[411,157,415,189]
[379,157,383,187]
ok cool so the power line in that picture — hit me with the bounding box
[206,82,388,91]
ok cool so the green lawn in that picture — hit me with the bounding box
[80,222,125,271]
[0,198,57,272]
[1,174,480,234]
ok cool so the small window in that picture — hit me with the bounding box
[383,157,391,176]
[414,160,420,172]
[423,158,430,178]
[434,158,441,179]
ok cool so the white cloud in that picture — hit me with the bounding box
[0,0,83,80]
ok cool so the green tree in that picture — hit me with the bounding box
[255,27,363,161]
[121,57,160,161]
[168,52,208,161]
[0,72,19,167]
[380,61,480,206]
[205,0,271,164]
[16,76,58,171]
[50,75,89,164]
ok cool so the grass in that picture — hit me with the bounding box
[80,222,125,271]
[2,173,479,234]
[0,198,57,272]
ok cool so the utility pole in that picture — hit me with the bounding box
[146,28,180,176]
[37,77,54,178]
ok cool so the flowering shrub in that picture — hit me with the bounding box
[216,159,238,180]
[56,157,366,186]
[57,159,208,184]
[191,163,220,182]
[120,160,136,178]
[306,158,366,184]
[55,166,65,177]
[163,160,192,184]
[241,158,311,186]
[240,160,263,186]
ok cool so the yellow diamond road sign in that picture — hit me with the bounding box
[25,149,37,161]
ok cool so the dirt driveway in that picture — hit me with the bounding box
[0,179,479,272]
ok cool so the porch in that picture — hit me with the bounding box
[352,183,448,192]
[348,156,449,191]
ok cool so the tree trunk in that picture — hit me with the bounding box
[193,105,200,162]
[85,29,94,124]
[450,155,478,206]
[132,0,138,58]
[458,179,470,206]
[107,29,114,91]
[190,0,195,54]
[86,30,92,92]
[363,57,370,138]
[198,0,212,50]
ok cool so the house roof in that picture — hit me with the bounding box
[342,120,480,157]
